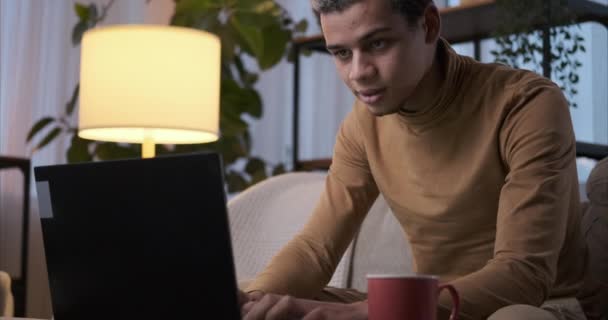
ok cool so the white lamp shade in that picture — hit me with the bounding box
[78,25,221,144]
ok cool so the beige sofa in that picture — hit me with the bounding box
[227,157,608,319]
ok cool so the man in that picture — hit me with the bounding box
[239,0,591,319]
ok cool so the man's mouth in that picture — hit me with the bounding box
[357,88,386,104]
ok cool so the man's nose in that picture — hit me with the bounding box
[349,53,376,82]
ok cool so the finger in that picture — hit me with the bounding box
[240,291,266,317]
[241,301,255,316]
[248,290,265,302]
[243,294,279,320]
[266,295,300,320]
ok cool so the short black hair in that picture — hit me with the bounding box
[311,0,433,26]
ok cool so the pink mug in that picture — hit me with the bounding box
[367,274,460,320]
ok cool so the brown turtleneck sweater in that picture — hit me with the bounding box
[246,40,587,319]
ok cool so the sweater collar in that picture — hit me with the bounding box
[396,38,469,129]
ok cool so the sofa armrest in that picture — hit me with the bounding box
[0,271,14,317]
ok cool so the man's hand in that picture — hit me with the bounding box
[301,300,368,320]
[240,291,368,320]
[238,289,265,308]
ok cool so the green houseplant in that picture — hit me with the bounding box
[26,0,307,192]
[491,0,584,107]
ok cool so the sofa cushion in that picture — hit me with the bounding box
[580,157,608,319]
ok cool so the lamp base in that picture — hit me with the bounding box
[142,137,155,158]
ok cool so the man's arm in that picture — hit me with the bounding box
[437,81,582,319]
[245,109,379,299]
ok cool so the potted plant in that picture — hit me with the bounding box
[491,0,584,107]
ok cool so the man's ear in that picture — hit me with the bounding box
[422,4,441,43]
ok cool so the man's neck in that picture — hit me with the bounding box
[400,46,444,113]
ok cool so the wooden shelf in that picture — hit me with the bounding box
[294,0,608,51]
[577,141,608,160]
[443,0,608,43]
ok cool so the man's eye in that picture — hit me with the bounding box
[334,50,351,59]
[370,40,386,50]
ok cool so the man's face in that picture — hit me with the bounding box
[320,0,434,116]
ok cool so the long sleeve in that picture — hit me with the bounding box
[246,110,379,298]
[246,41,586,320]
[437,82,583,319]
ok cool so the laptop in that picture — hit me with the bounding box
[34,152,241,319]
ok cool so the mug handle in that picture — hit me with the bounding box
[438,284,460,320]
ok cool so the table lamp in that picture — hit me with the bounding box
[78,25,221,158]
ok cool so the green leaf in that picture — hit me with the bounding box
[65,84,80,115]
[74,3,89,20]
[221,78,262,119]
[220,111,248,136]
[216,135,247,164]
[218,26,237,62]
[72,20,88,46]
[249,168,267,185]
[171,0,222,28]
[233,12,278,28]
[258,26,289,69]
[241,88,262,118]
[230,15,264,59]
[226,170,248,193]
[245,157,266,175]
[33,127,62,152]
[569,73,579,83]
[294,19,308,33]
[72,4,99,46]
[26,117,55,143]
[272,164,286,176]
[66,133,93,163]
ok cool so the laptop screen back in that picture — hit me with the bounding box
[34,153,240,320]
